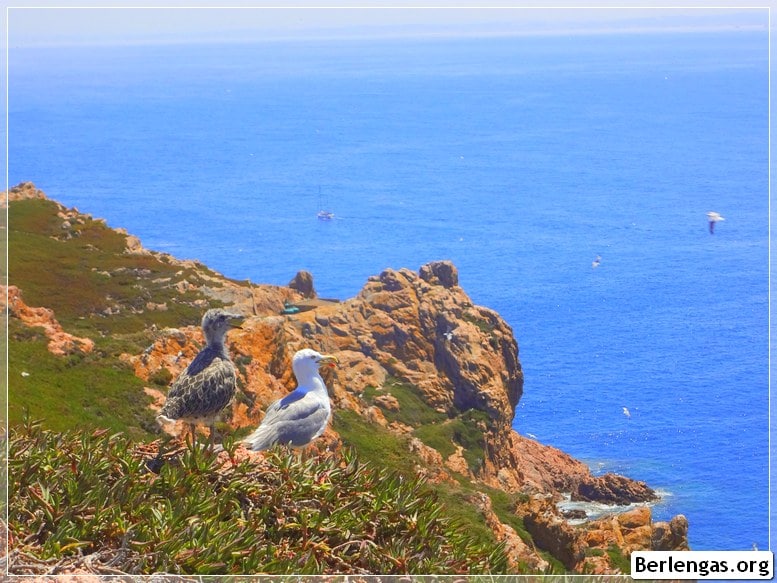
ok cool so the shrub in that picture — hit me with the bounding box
[9,418,509,575]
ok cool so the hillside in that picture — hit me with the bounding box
[5,182,689,575]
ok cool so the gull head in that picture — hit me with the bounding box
[292,348,339,380]
[201,308,244,344]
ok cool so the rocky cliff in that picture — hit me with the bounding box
[7,182,689,574]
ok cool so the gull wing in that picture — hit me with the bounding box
[243,390,331,450]
[161,356,237,420]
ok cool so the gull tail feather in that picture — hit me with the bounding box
[241,425,278,452]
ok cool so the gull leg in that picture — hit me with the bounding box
[189,423,196,445]
[207,424,218,454]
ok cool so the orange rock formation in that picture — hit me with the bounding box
[4,285,95,356]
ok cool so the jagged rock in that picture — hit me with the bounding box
[365,405,389,427]
[4,285,94,356]
[373,393,400,411]
[652,515,690,551]
[521,496,586,570]
[7,181,47,202]
[288,270,317,299]
[125,234,150,255]
[444,445,471,476]
[616,507,654,552]
[562,508,587,520]
[488,431,591,494]
[419,260,459,288]
[332,264,524,429]
[468,491,549,572]
[408,437,453,484]
[574,473,658,505]
[577,505,687,572]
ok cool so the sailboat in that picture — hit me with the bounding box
[317,186,334,221]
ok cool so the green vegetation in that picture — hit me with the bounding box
[333,409,417,475]
[148,366,173,387]
[586,548,606,557]
[362,377,447,427]
[413,409,489,473]
[361,377,489,474]
[606,543,631,574]
[9,418,508,575]
[484,486,531,542]
[9,198,213,336]
[7,198,230,433]
[462,309,496,335]
[333,407,540,574]
[8,318,155,438]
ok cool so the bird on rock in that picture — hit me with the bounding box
[157,308,244,447]
[242,348,338,451]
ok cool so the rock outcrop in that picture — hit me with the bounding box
[575,473,657,505]
[288,270,317,298]
[4,285,95,356]
[126,258,684,572]
[4,181,47,203]
[652,515,691,552]
[7,183,690,574]
[523,500,688,573]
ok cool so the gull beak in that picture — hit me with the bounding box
[228,314,245,329]
[318,354,339,369]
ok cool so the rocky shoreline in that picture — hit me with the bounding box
[6,182,689,573]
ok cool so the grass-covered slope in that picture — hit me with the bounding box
[9,318,153,436]
[8,418,508,575]
[8,197,229,435]
[9,197,216,334]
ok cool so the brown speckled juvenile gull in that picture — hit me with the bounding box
[157,308,244,445]
[242,348,338,450]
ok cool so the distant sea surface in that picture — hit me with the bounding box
[9,30,769,551]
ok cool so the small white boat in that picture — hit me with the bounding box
[317,186,334,221]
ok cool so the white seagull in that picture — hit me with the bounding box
[622,406,631,419]
[707,211,725,234]
[242,348,338,450]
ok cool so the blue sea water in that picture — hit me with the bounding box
[9,31,769,551]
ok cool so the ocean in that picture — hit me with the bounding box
[8,30,769,551]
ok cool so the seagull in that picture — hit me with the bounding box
[707,211,725,234]
[592,255,601,268]
[157,308,244,447]
[241,348,338,451]
[622,406,631,419]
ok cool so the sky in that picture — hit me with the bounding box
[4,4,771,48]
